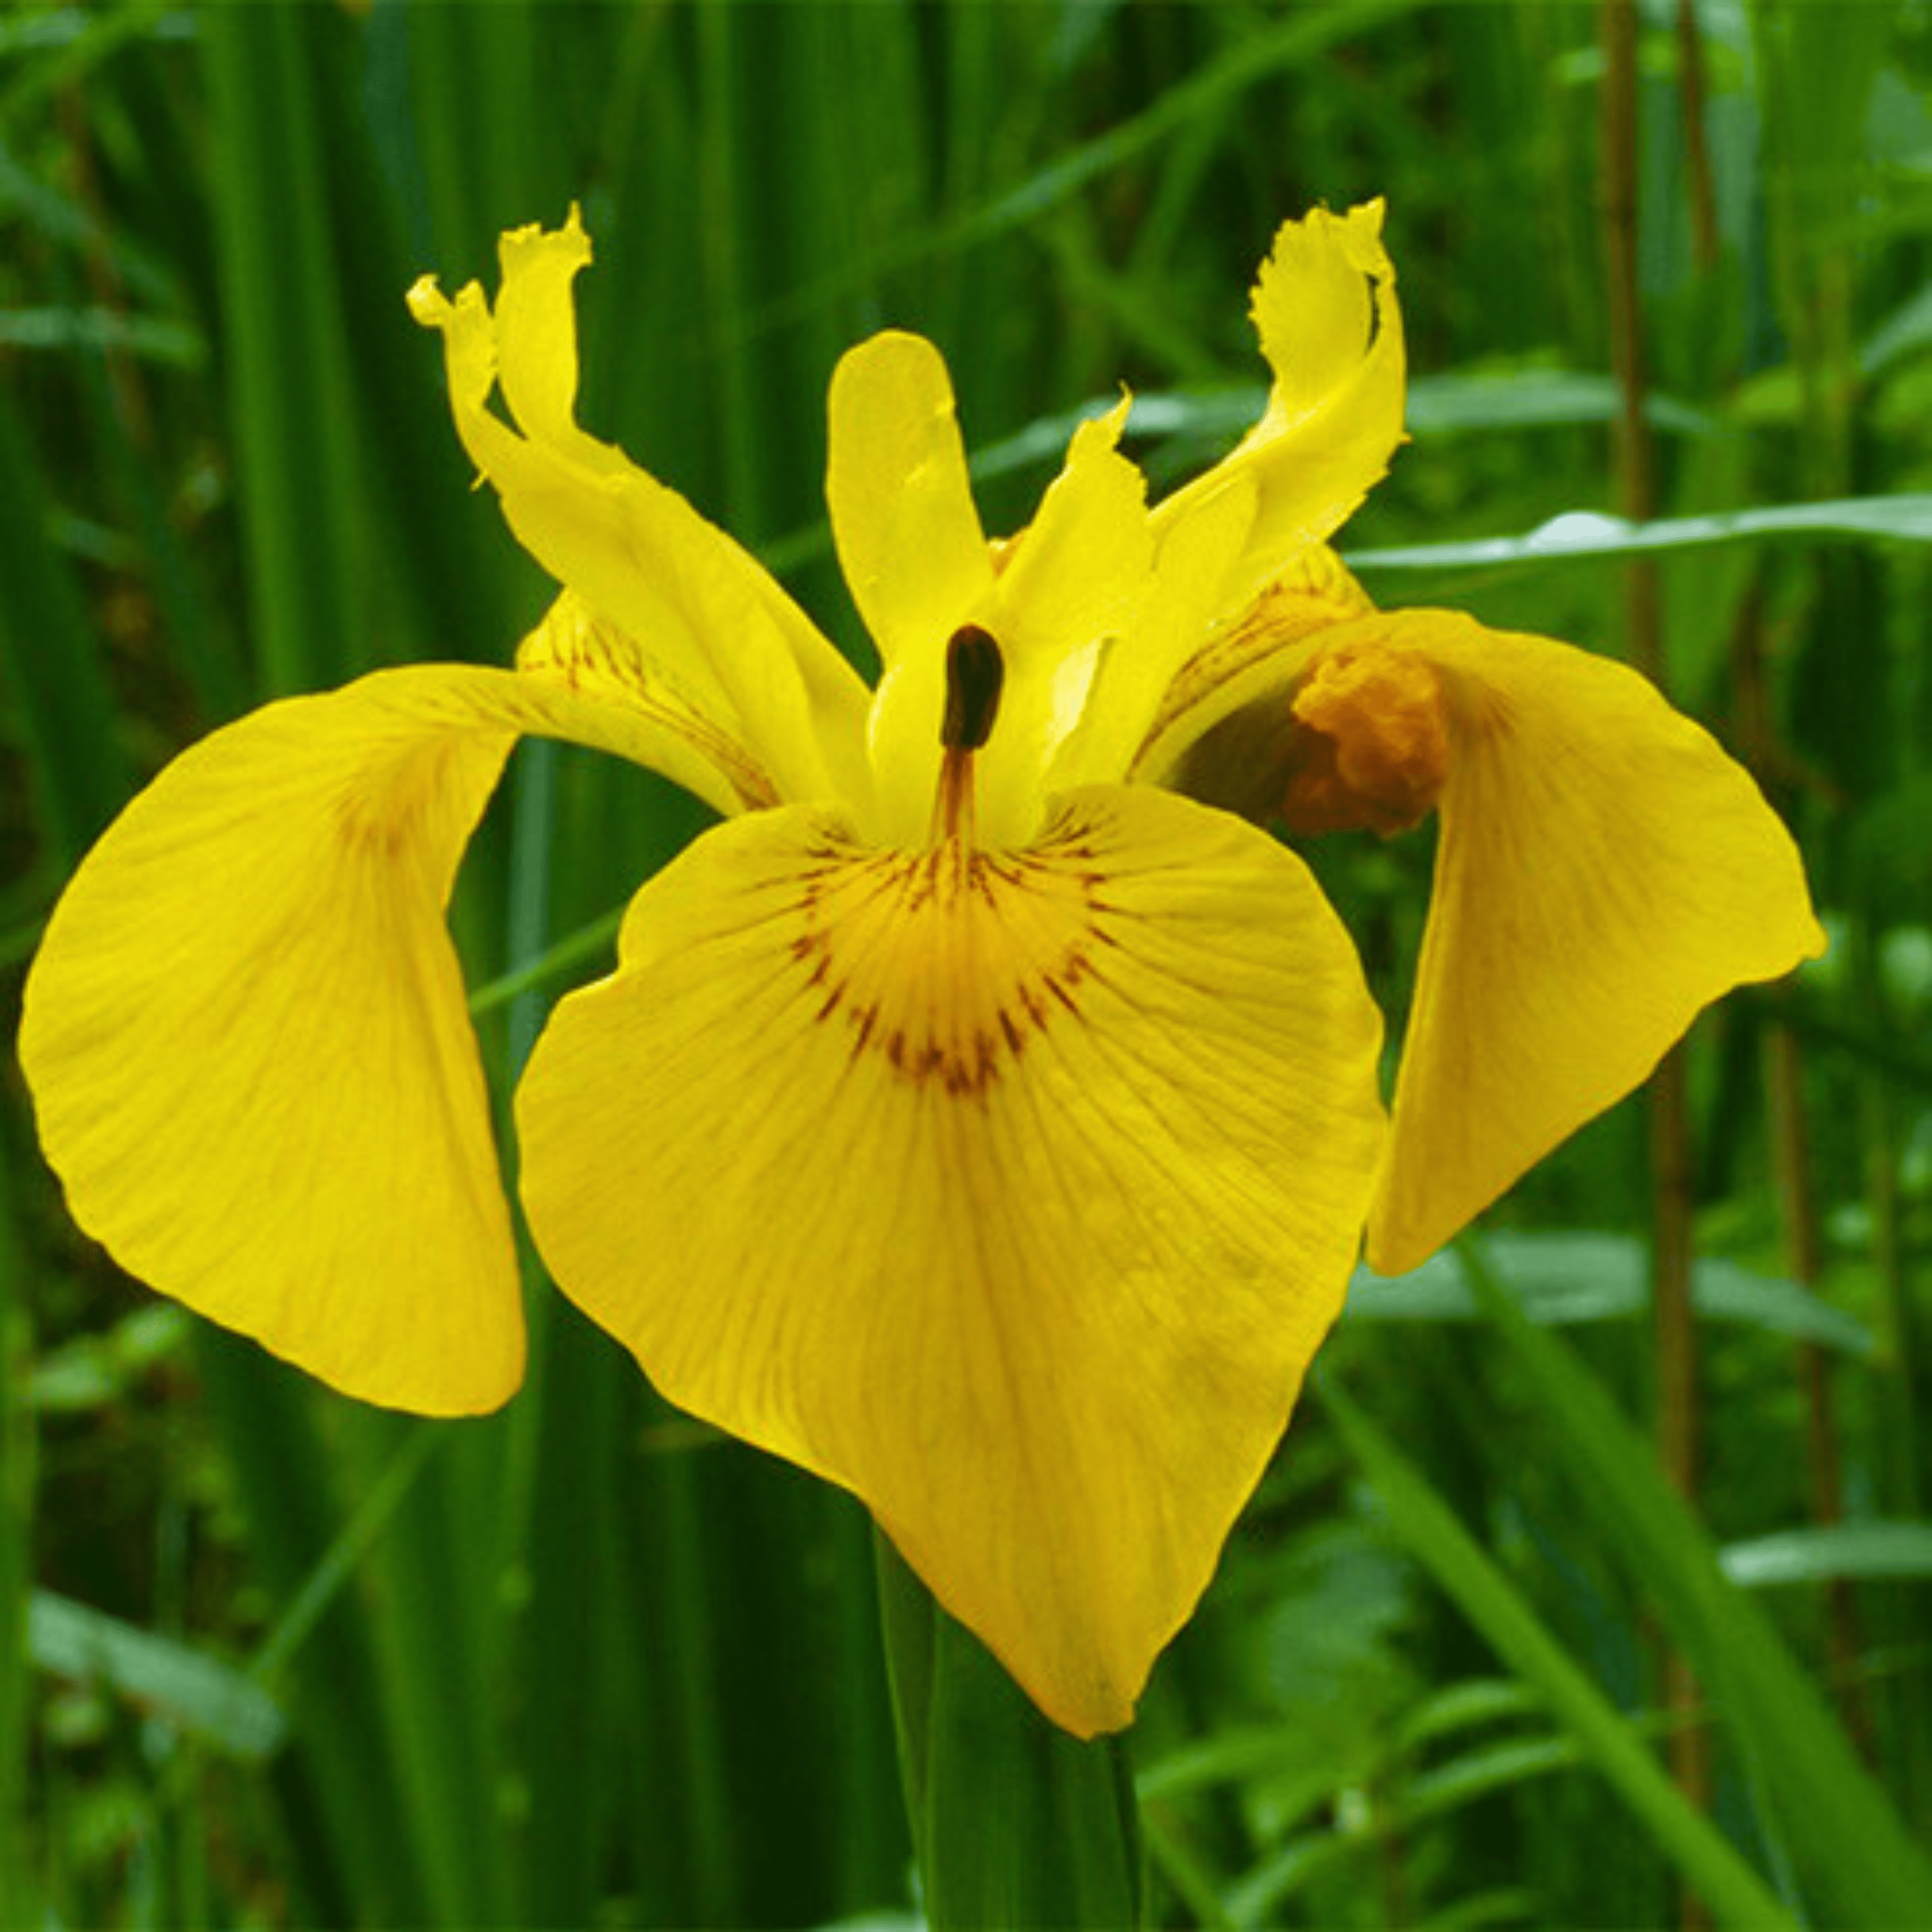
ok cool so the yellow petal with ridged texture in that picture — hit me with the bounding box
[1133,543,1374,789]
[827,330,993,669]
[517,786,1386,1735]
[844,377,1157,850]
[1364,613,1828,1274]
[1150,204,1404,613]
[827,332,996,846]
[410,221,870,811]
[491,210,609,464]
[19,657,767,1412]
[993,397,1147,673]
[1046,467,1257,797]
[515,590,779,816]
[970,400,1153,848]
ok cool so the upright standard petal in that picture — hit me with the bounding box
[831,338,1157,850]
[969,399,1153,848]
[827,330,993,670]
[1045,467,1258,798]
[517,787,1386,1736]
[19,656,771,1412]
[827,332,996,844]
[1350,612,1828,1273]
[409,214,871,810]
[1149,204,1405,611]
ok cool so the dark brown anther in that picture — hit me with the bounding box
[941,624,1005,752]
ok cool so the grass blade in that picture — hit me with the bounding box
[1349,495,1932,574]
[1319,1373,1795,1931]
[27,1591,286,1759]
[0,386,128,866]
[1458,1240,1932,1926]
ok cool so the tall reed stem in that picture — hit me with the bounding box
[1597,3,1712,1907]
[1730,583,1877,1764]
[1673,0,1720,274]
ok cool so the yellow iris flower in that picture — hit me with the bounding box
[19,203,1823,1739]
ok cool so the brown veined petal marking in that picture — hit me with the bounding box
[516,783,1386,1736]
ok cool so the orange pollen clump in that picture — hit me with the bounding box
[1279,642,1450,837]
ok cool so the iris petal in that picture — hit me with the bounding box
[1365,611,1828,1273]
[516,590,780,816]
[516,785,1386,1736]
[972,399,1153,847]
[1151,203,1405,611]
[1131,542,1372,789]
[831,345,1159,848]
[827,330,993,670]
[409,216,871,809]
[993,397,1148,670]
[19,651,771,1413]
[492,212,610,463]
[827,332,996,844]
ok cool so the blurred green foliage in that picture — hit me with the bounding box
[3,2,1930,1926]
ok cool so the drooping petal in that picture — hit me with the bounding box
[1127,539,1369,800]
[409,213,871,810]
[516,786,1386,1737]
[1360,611,1828,1273]
[1140,543,1375,772]
[19,653,768,1413]
[1149,204,1405,612]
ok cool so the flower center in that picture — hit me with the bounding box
[791,806,1112,1101]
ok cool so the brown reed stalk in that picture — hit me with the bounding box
[1768,1022,1875,1760]
[1673,0,1721,274]
[1749,18,1886,1764]
[1859,991,1923,1528]
[1597,3,1713,1908]
[1730,584,1878,1767]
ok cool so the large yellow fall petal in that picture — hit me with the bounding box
[516,786,1385,1736]
[1364,612,1828,1273]
[19,655,768,1412]
[1149,204,1404,611]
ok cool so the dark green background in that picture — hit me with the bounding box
[3,3,1929,1926]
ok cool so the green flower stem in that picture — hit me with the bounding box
[875,1532,1143,1929]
